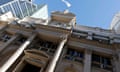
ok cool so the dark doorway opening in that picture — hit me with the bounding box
[21,63,41,72]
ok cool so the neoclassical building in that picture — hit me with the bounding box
[0,10,120,72]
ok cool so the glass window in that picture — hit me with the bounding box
[65,48,84,63]
[92,54,112,70]
[92,54,100,62]
[21,63,41,72]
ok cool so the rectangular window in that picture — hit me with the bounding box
[15,36,27,45]
[72,29,88,39]
[28,38,57,55]
[92,54,112,71]
[64,48,84,63]
[21,63,41,72]
[0,32,12,42]
[92,34,110,44]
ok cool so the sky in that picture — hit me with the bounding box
[34,0,120,29]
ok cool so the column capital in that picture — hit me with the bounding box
[113,49,120,61]
[112,54,118,60]
[85,48,92,54]
[60,34,68,40]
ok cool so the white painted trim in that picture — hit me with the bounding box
[9,3,17,17]
[17,0,24,18]
[25,2,30,16]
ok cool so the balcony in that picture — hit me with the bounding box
[28,38,57,56]
[13,49,49,72]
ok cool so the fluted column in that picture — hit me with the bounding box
[84,49,92,72]
[113,49,120,72]
[0,34,20,52]
[118,51,120,72]
[55,47,67,72]
[117,49,120,62]
[0,33,37,72]
[112,56,119,72]
[46,36,67,72]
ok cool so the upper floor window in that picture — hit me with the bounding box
[64,48,84,63]
[92,34,110,44]
[92,54,112,71]
[28,38,57,56]
[0,32,12,42]
[15,36,27,45]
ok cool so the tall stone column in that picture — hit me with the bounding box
[113,49,120,72]
[46,37,67,72]
[55,47,67,72]
[0,33,20,52]
[83,49,92,72]
[0,33,37,72]
[112,56,119,72]
[117,49,120,62]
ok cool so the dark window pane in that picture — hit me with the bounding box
[21,63,40,72]
[92,54,100,62]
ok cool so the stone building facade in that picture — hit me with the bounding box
[0,11,120,72]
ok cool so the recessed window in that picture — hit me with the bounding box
[0,32,12,42]
[28,38,57,55]
[92,54,112,70]
[15,36,27,45]
[21,63,41,72]
[64,48,84,63]
[92,34,110,44]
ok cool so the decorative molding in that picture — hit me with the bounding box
[68,41,113,54]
